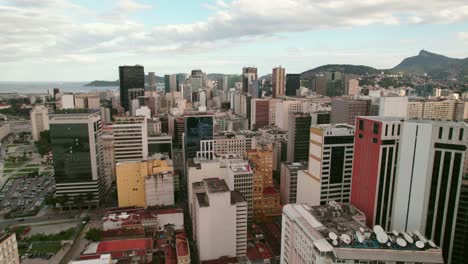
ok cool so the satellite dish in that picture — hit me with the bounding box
[415,241,425,249]
[377,232,389,244]
[392,230,399,236]
[414,230,428,243]
[403,232,414,243]
[332,239,338,246]
[341,234,351,244]
[396,238,407,247]
[329,232,338,240]
[356,231,364,243]
[387,242,392,247]
[428,240,437,248]
[373,225,384,234]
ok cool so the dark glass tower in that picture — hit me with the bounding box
[119,65,144,111]
[285,74,300,96]
[287,113,311,163]
[184,115,214,160]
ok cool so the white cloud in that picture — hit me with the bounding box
[116,0,151,12]
[457,32,468,42]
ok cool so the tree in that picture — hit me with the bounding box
[58,194,69,211]
[73,194,85,210]
[85,228,101,242]
[85,192,94,210]
[35,130,51,156]
[44,194,57,207]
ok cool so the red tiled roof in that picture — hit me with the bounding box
[262,186,278,196]
[175,232,189,257]
[101,227,145,238]
[202,256,238,264]
[247,243,272,261]
[165,246,177,264]
[96,238,153,253]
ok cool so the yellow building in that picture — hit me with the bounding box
[116,158,174,208]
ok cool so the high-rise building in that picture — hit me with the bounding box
[250,99,270,129]
[331,97,370,124]
[281,203,444,264]
[119,65,145,111]
[391,120,467,264]
[165,74,177,93]
[351,116,403,229]
[311,73,326,95]
[280,162,305,205]
[287,113,311,163]
[30,105,49,141]
[379,96,408,117]
[242,67,258,94]
[0,231,19,264]
[414,82,435,97]
[246,146,281,220]
[285,73,300,96]
[297,124,355,206]
[101,127,116,183]
[184,115,214,161]
[192,178,247,261]
[275,100,306,130]
[49,112,107,201]
[347,78,360,95]
[224,159,254,220]
[272,66,285,98]
[148,72,156,89]
[116,158,174,208]
[407,99,466,121]
[112,116,148,163]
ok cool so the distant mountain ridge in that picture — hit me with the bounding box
[84,50,468,86]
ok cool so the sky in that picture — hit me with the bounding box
[0,0,468,82]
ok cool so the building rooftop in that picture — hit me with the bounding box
[175,232,190,258]
[196,193,209,207]
[283,161,306,171]
[284,203,444,263]
[205,178,229,193]
[230,191,245,204]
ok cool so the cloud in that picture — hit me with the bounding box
[0,0,468,65]
[457,32,468,42]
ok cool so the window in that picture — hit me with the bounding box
[448,127,453,140]
[373,123,379,134]
[438,127,443,139]
[372,138,378,143]
[460,128,464,141]
[359,119,364,130]
[358,134,363,139]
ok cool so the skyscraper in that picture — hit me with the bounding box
[184,115,214,161]
[391,120,467,264]
[286,113,311,163]
[112,116,148,163]
[351,116,403,229]
[242,67,258,94]
[331,97,370,124]
[164,74,177,93]
[285,73,300,96]
[272,66,285,98]
[119,65,145,112]
[49,112,108,201]
[30,105,49,142]
[148,72,156,89]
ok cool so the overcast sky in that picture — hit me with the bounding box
[1,0,468,81]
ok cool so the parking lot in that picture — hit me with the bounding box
[0,176,55,217]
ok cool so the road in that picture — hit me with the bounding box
[0,211,81,229]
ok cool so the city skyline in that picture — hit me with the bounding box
[0,0,467,81]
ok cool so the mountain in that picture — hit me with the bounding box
[393,50,468,81]
[84,80,119,86]
[301,64,379,79]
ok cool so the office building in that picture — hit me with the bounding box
[148,72,156,89]
[59,93,75,109]
[379,96,408,117]
[112,116,148,163]
[414,83,435,97]
[407,99,466,121]
[192,178,247,261]
[331,97,370,124]
[101,127,116,183]
[311,73,326,95]
[242,67,258,94]
[75,94,100,110]
[280,162,306,205]
[275,100,306,131]
[281,203,444,264]
[184,115,214,161]
[250,99,270,129]
[347,78,360,95]
[30,105,49,141]
[165,74,177,93]
[119,65,145,111]
[351,116,403,229]
[285,74,300,96]
[391,120,467,263]
[297,124,354,206]
[311,111,331,125]
[272,66,285,98]
[116,158,174,208]
[49,112,107,200]
[224,159,254,220]
[148,134,172,158]
[246,147,281,220]
[287,113,311,163]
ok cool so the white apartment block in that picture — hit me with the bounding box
[224,160,254,220]
[281,203,444,264]
[30,105,49,141]
[280,162,306,205]
[297,124,354,206]
[392,120,467,263]
[379,96,408,117]
[192,178,247,261]
[145,172,175,207]
[112,116,148,162]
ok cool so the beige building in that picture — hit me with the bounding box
[116,158,174,208]
[30,105,49,141]
[0,232,19,264]
[272,66,285,98]
[75,94,101,109]
[347,78,360,95]
[407,99,466,121]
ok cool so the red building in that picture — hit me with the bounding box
[351,116,402,229]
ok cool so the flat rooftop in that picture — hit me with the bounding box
[205,178,229,193]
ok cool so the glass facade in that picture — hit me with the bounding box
[184,116,213,160]
[50,123,93,183]
[119,65,145,111]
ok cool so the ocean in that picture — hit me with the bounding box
[0,82,118,94]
